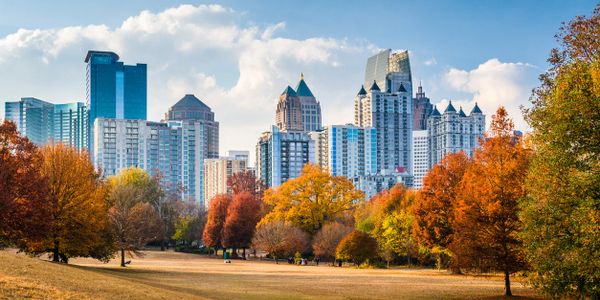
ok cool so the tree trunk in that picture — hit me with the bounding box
[53,240,60,262]
[242,248,246,259]
[504,270,512,297]
[160,238,166,251]
[120,248,126,267]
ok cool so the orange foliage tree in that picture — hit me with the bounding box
[451,107,530,297]
[202,194,232,253]
[0,121,51,248]
[336,230,378,266]
[222,191,263,257]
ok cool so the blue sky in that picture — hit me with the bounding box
[0,1,596,156]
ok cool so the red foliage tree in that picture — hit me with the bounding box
[222,192,262,257]
[227,170,265,197]
[0,121,50,247]
[202,194,232,253]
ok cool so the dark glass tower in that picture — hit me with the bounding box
[85,50,147,150]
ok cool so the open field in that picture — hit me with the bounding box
[0,249,542,299]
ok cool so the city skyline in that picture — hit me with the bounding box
[0,1,595,164]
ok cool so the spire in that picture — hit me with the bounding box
[398,82,407,92]
[458,106,466,117]
[444,100,457,113]
[357,85,367,96]
[431,105,441,116]
[471,102,483,114]
[418,80,423,94]
[295,75,314,97]
[369,80,380,91]
[281,85,297,97]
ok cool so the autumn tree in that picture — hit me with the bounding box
[0,121,51,248]
[202,194,232,254]
[451,107,530,297]
[312,222,353,262]
[336,231,378,266]
[29,144,114,263]
[260,164,364,235]
[521,5,600,298]
[412,152,470,270]
[222,191,262,258]
[172,203,207,247]
[227,170,265,197]
[108,185,161,267]
[252,221,308,263]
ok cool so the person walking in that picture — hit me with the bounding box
[315,256,320,266]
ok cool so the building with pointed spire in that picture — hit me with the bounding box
[275,74,322,133]
[426,101,485,168]
[412,82,433,130]
[296,73,322,132]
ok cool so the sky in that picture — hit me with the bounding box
[0,0,596,160]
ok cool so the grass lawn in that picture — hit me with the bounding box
[0,249,543,299]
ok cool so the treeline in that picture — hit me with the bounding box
[0,127,206,266]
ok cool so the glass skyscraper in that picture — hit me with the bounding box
[85,50,147,151]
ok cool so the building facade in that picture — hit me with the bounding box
[309,124,377,178]
[85,50,147,151]
[427,102,485,167]
[412,83,433,130]
[256,126,315,188]
[5,97,87,149]
[275,74,322,132]
[411,130,429,189]
[204,153,249,208]
[351,171,414,200]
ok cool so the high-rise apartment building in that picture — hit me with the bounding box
[85,50,147,151]
[355,49,413,175]
[412,130,428,189]
[412,83,433,130]
[309,124,377,178]
[4,97,87,149]
[275,74,322,132]
[256,126,315,187]
[166,94,219,158]
[204,152,249,208]
[427,102,485,167]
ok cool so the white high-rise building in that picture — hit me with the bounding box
[309,124,377,178]
[204,152,249,208]
[427,102,485,167]
[412,130,428,189]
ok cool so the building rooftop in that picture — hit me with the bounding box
[295,73,314,97]
[84,50,119,63]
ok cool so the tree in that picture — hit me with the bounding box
[252,221,308,263]
[0,121,50,248]
[108,185,161,267]
[227,170,265,197]
[336,231,378,266]
[452,107,530,297]
[30,144,114,263]
[172,204,207,247]
[202,194,232,253]
[222,192,262,257]
[312,222,353,262]
[412,152,469,271]
[260,164,364,235]
[521,5,600,298]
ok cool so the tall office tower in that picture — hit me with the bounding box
[54,103,88,149]
[85,50,147,151]
[427,102,485,167]
[166,94,219,158]
[275,74,322,133]
[295,74,322,132]
[93,117,207,205]
[412,83,433,130]
[275,86,303,132]
[309,124,377,178]
[256,126,315,188]
[204,153,249,208]
[356,49,414,175]
[412,130,428,189]
[5,98,87,149]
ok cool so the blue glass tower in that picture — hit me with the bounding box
[85,50,147,150]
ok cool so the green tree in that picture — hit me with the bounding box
[521,5,600,298]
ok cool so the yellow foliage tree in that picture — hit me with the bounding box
[260,164,364,234]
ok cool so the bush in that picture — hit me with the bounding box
[336,231,378,266]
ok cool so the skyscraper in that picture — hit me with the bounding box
[275,74,322,132]
[412,83,433,130]
[256,126,315,188]
[356,49,413,175]
[204,152,249,208]
[165,94,219,158]
[411,130,428,189]
[85,50,147,151]
[4,98,87,149]
[427,102,485,167]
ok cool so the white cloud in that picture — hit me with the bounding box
[442,59,537,130]
[0,4,373,163]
